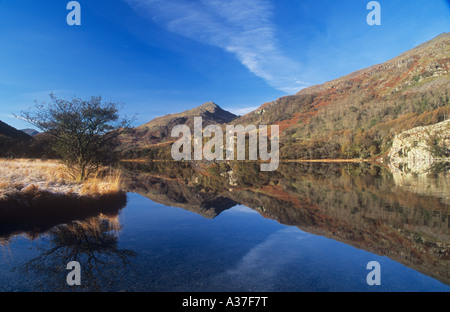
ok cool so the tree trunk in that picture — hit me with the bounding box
[78,157,86,181]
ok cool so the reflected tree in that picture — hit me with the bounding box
[16,215,136,291]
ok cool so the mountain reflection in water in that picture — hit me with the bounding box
[121,161,449,286]
[0,161,448,291]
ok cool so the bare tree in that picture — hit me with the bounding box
[19,94,133,181]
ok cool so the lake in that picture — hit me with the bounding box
[0,162,448,291]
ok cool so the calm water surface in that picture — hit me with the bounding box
[0,162,449,291]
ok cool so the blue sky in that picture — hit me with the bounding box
[0,0,449,130]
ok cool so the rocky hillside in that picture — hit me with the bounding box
[388,119,450,173]
[234,33,450,160]
[120,102,237,153]
[120,33,449,161]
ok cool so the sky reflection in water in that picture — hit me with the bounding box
[0,163,449,292]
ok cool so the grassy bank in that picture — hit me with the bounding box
[0,158,123,201]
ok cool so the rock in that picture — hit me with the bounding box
[388,119,450,174]
[226,170,239,186]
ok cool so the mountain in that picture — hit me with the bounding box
[0,120,32,141]
[21,128,39,136]
[234,33,449,160]
[121,102,237,152]
[0,120,33,157]
[120,33,449,161]
[139,101,237,134]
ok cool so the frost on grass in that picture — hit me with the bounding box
[0,158,122,200]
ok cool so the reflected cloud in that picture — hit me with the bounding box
[215,228,309,291]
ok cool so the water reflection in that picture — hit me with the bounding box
[389,162,450,205]
[16,214,136,291]
[0,191,134,291]
[0,161,448,291]
[0,191,127,244]
[121,161,449,285]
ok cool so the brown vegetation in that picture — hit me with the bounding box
[118,34,450,162]
[0,158,124,202]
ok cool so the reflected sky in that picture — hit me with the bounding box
[112,193,448,292]
[0,188,448,291]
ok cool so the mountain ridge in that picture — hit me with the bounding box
[0,120,33,157]
[138,101,237,130]
[0,120,32,141]
[21,129,39,137]
[233,32,449,160]
[121,33,449,161]
[121,102,237,152]
[239,32,449,121]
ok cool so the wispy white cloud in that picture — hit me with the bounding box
[1,113,15,119]
[124,0,308,93]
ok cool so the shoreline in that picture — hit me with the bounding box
[120,158,376,163]
[0,158,124,203]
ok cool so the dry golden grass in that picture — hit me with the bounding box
[80,169,122,196]
[0,158,123,199]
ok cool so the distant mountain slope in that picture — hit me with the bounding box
[233,32,450,159]
[120,33,449,161]
[0,120,33,157]
[237,33,449,125]
[121,102,237,150]
[140,101,236,130]
[0,120,32,141]
[21,129,39,137]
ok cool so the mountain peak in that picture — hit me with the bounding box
[126,101,237,148]
[196,101,220,113]
[196,101,229,115]
[199,101,219,109]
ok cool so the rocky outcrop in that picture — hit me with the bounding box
[388,119,450,173]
